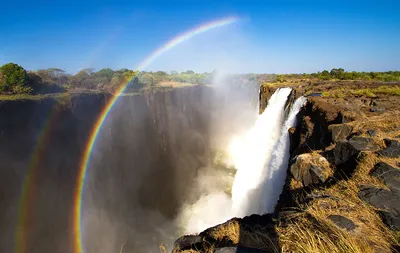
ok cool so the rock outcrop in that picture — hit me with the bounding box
[173,214,278,253]
[290,153,333,187]
[370,162,400,191]
[378,139,400,158]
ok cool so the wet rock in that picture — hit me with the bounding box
[328,123,353,142]
[328,215,357,231]
[358,186,400,215]
[370,162,400,191]
[215,247,269,253]
[366,129,377,137]
[370,107,385,112]
[377,139,400,158]
[290,153,333,186]
[173,235,202,251]
[377,211,400,231]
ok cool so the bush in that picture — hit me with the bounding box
[0,63,29,92]
[12,85,33,94]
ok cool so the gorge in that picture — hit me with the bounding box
[1,80,399,253]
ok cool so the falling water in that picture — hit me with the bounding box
[259,96,307,213]
[230,88,293,217]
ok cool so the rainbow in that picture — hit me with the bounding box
[72,16,239,253]
[15,105,61,253]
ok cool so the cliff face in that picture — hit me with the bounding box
[0,93,108,253]
[0,87,212,253]
[172,81,400,253]
[0,84,259,253]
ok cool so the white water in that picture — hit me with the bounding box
[229,88,293,217]
[179,88,307,234]
[259,96,307,213]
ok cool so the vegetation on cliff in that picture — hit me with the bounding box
[276,68,400,83]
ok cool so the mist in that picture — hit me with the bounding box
[80,73,259,252]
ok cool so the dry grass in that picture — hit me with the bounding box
[347,111,400,133]
[278,143,400,253]
[321,85,400,99]
[208,220,240,244]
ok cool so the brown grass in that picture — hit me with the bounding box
[278,143,400,253]
[208,220,240,244]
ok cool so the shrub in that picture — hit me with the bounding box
[0,63,28,92]
[11,85,33,94]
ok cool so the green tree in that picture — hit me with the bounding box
[0,63,29,92]
[330,68,345,79]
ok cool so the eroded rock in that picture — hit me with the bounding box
[214,247,269,253]
[173,235,202,251]
[370,107,386,113]
[370,162,400,191]
[366,129,377,137]
[377,211,400,231]
[348,137,380,152]
[329,123,353,142]
[328,215,357,231]
[358,186,400,215]
[377,139,400,158]
[333,137,380,169]
[290,153,333,186]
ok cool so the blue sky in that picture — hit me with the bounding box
[0,0,399,74]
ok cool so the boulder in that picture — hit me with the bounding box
[366,129,377,137]
[358,186,400,215]
[328,123,353,142]
[215,247,269,253]
[370,107,385,113]
[370,162,400,191]
[377,211,400,231]
[173,235,202,251]
[333,137,380,167]
[290,153,333,186]
[377,139,400,158]
[358,186,400,230]
[328,215,357,231]
[348,137,380,152]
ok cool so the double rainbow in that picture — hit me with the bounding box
[72,16,239,253]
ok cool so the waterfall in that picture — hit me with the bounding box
[230,88,293,217]
[259,96,307,213]
[179,88,306,234]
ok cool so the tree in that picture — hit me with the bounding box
[0,62,28,92]
[182,70,195,74]
[330,68,345,79]
[139,73,156,86]
[95,68,114,79]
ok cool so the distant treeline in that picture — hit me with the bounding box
[0,63,399,95]
[276,68,400,82]
[0,62,276,95]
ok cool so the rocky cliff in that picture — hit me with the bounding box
[173,81,400,253]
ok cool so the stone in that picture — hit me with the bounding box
[328,123,353,142]
[358,186,400,215]
[377,211,400,231]
[328,215,357,231]
[333,137,379,168]
[173,235,202,251]
[358,186,400,230]
[370,162,400,191]
[370,107,386,112]
[290,153,333,186]
[377,139,400,158]
[366,129,377,137]
[214,247,269,253]
[348,137,380,152]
